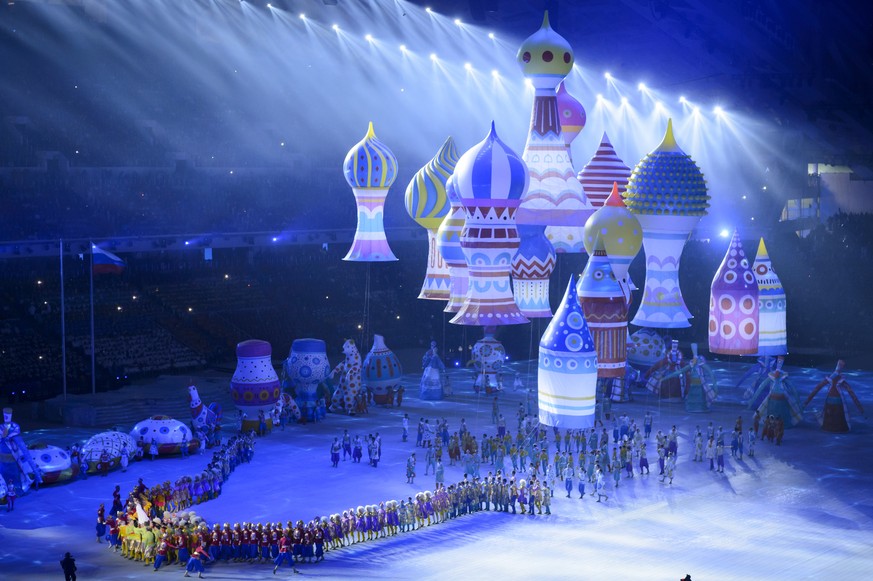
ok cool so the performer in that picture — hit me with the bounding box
[663,344,718,412]
[330,438,341,468]
[184,542,213,578]
[750,357,803,429]
[60,552,77,581]
[804,360,865,433]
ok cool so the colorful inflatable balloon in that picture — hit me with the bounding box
[82,431,138,474]
[329,339,363,415]
[0,407,41,491]
[709,230,759,355]
[436,175,469,313]
[624,119,709,328]
[583,183,643,289]
[230,339,281,431]
[30,444,79,484]
[130,416,198,455]
[555,81,586,151]
[626,328,666,369]
[405,137,460,300]
[284,338,331,418]
[517,12,593,263]
[363,334,403,405]
[450,122,529,326]
[753,238,788,356]
[470,328,506,393]
[538,275,598,429]
[187,384,222,447]
[342,122,399,262]
[511,225,556,318]
[578,132,632,209]
[577,250,629,378]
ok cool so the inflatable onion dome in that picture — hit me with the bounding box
[30,443,80,484]
[578,132,631,208]
[582,183,643,279]
[130,416,197,455]
[623,119,709,216]
[556,82,586,147]
[405,136,460,230]
[517,11,574,82]
[343,122,398,189]
[627,328,667,369]
[453,122,529,203]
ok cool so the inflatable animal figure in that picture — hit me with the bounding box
[188,385,222,445]
[275,393,301,421]
[804,360,865,433]
[0,407,41,492]
[329,339,363,415]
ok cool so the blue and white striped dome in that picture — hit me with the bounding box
[453,122,528,202]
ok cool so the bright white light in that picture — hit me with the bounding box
[693,106,700,114]
[430,53,437,61]
[524,79,533,88]
[679,95,687,104]
[365,34,373,42]
[488,32,495,39]
[714,105,724,115]
[742,195,747,200]
[719,229,730,238]
[596,93,603,101]
[454,18,462,26]
[464,62,472,71]
[266,3,272,8]
[638,82,646,91]
[425,7,432,13]
[621,96,628,105]
[272,237,278,242]
[399,44,407,52]
[604,71,612,80]
[299,13,305,20]
[491,69,499,78]
[332,24,339,31]
[655,101,664,110]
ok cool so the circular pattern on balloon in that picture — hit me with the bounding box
[566,312,584,330]
[720,321,737,340]
[565,333,583,352]
[719,294,736,314]
[740,296,756,314]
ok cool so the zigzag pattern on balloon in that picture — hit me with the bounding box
[511,256,555,278]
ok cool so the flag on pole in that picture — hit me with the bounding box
[91,244,126,274]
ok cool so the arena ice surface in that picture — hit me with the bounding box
[1,363,872,580]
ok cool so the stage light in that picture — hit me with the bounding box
[638,82,646,91]
[679,95,687,104]
[464,62,472,71]
[430,53,437,61]
[454,18,462,26]
[332,24,339,31]
[425,7,433,13]
[266,3,272,8]
[488,32,495,39]
[299,13,305,20]
[693,106,700,114]
[714,105,724,115]
[655,101,664,110]
[604,71,612,80]
[365,34,373,42]
[399,44,407,52]
[719,229,730,238]
[596,93,603,101]
[621,96,628,105]
[742,195,747,200]
[491,69,499,78]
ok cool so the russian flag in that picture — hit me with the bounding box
[92,244,126,275]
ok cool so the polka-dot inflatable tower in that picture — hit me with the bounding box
[624,119,709,328]
[436,175,469,313]
[709,230,759,355]
[753,238,788,356]
[538,274,598,429]
[450,122,529,327]
[230,339,281,431]
[362,334,403,405]
[578,132,631,209]
[513,12,594,319]
[342,122,399,262]
[404,137,460,301]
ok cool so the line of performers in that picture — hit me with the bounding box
[100,474,547,576]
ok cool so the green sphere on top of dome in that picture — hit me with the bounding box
[517,11,574,83]
[622,119,710,216]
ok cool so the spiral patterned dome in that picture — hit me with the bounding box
[517,11,574,81]
[343,122,398,189]
[453,122,528,202]
[622,119,709,216]
[404,136,460,230]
